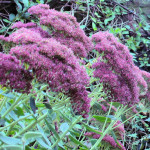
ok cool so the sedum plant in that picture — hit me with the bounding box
[0,3,150,150]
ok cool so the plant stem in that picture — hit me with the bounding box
[51,116,82,149]
[112,110,142,130]
[0,108,45,132]
[0,97,7,113]
[14,112,48,137]
[1,94,23,119]
[102,102,112,132]
[90,103,128,149]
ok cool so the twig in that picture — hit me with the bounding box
[0,1,12,3]
[109,0,150,38]
[110,1,139,18]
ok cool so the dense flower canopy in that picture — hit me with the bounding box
[28,4,93,58]
[92,31,150,105]
[0,4,92,117]
[0,3,150,117]
[0,53,33,93]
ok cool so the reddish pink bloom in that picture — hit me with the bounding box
[28,4,93,57]
[85,132,126,150]
[0,53,33,93]
[92,31,140,105]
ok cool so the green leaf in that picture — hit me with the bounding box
[0,119,5,126]
[145,118,150,122]
[30,96,37,114]
[40,0,45,3]
[14,0,22,12]
[14,107,24,116]
[80,25,86,29]
[3,19,11,24]
[0,89,14,98]
[111,130,118,144]
[70,129,80,137]
[37,124,51,146]
[111,131,122,149]
[36,0,41,4]
[68,135,88,149]
[60,112,71,123]
[22,0,29,7]
[9,14,15,21]
[108,102,122,107]
[24,132,42,141]
[45,120,60,139]
[104,14,115,25]
[0,145,22,150]
[36,138,50,148]
[94,12,100,18]
[128,133,137,138]
[122,31,129,34]
[93,115,111,123]
[60,123,69,133]
[107,115,117,120]
[23,12,30,19]
[0,135,21,145]
[0,27,7,33]
[91,17,97,23]
[92,22,97,31]
[82,123,102,135]
[90,139,97,145]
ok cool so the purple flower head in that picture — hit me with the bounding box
[11,21,37,29]
[0,53,33,93]
[0,2,93,116]
[92,31,141,105]
[28,4,93,57]
[85,132,126,150]
[28,4,50,17]
[9,31,90,116]
[0,35,9,42]
[9,28,42,44]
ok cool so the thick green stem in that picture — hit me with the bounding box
[102,102,112,132]
[90,103,129,149]
[90,120,116,150]
[0,108,45,132]
[14,112,48,137]
[0,97,7,113]
[1,94,23,119]
[51,116,82,149]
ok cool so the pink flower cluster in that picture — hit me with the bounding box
[9,28,42,44]
[11,21,37,29]
[0,4,92,116]
[11,22,51,39]
[0,35,9,42]
[9,33,90,116]
[85,132,126,150]
[92,31,143,105]
[0,53,33,93]
[28,4,93,57]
